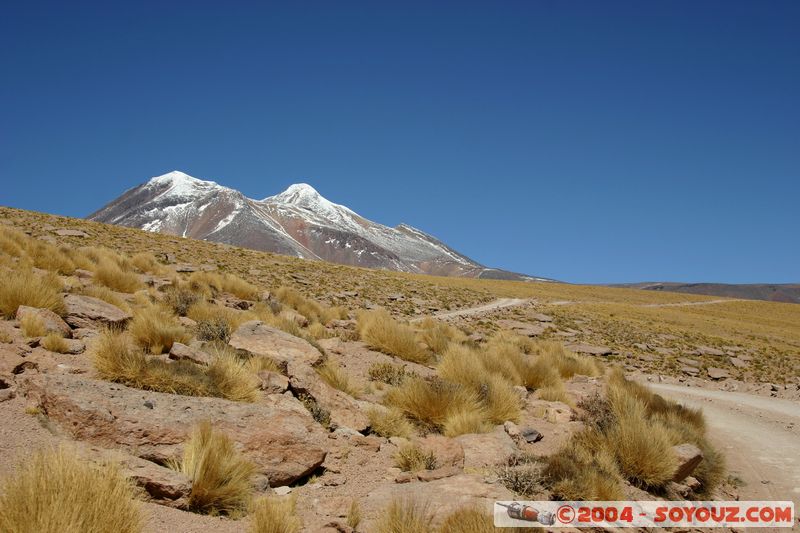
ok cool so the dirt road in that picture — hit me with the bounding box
[648,383,800,509]
[417,297,529,322]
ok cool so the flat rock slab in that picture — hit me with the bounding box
[63,294,132,329]
[497,319,547,337]
[229,321,324,368]
[455,426,517,469]
[53,229,89,237]
[21,374,328,486]
[287,361,369,432]
[565,343,613,356]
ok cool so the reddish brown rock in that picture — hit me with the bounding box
[229,321,324,368]
[672,443,703,482]
[168,342,211,365]
[288,361,369,432]
[16,306,72,338]
[455,426,517,469]
[62,294,132,329]
[413,434,464,469]
[20,374,328,486]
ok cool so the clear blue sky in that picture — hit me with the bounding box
[1,1,798,284]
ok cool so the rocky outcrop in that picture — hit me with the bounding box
[21,374,328,486]
[168,342,211,365]
[455,426,517,469]
[62,294,132,329]
[287,361,369,432]
[672,443,703,482]
[229,321,324,368]
[16,306,72,338]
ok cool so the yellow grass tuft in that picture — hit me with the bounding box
[0,447,142,533]
[94,259,142,293]
[19,313,46,337]
[130,252,163,274]
[189,271,258,300]
[172,422,256,515]
[442,409,490,437]
[386,377,483,433]
[249,495,302,533]
[316,360,361,398]
[416,318,467,355]
[394,444,438,472]
[347,499,362,530]
[0,269,65,318]
[93,330,259,402]
[376,499,434,533]
[129,305,190,354]
[358,309,430,364]
[41,332,69,353]
[368,407,415,439]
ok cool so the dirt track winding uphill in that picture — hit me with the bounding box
[413,297,530,322]
[648,383,800,510]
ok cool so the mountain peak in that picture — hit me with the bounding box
[145,171,221,197]
[270,183,321,202]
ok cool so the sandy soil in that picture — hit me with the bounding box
[648,382,800,510]
[418,297,530,321]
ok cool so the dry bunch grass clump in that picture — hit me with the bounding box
[394,444,438,472]
[129,305,190,354]
[347,500,362,530]
[93,330,259,402]
[316,360,361,398]
[249,495,302,533]
[0,269,65,318]
[368,361,410,385]
[19,313,46,337]
[416,317,467,355]
[188,271,258,300]
[532,341,601,379]
[187,301,242,342]
[164,285,202,316]
[544,370,724,498]
[376,499,434,533]
[358,309,430,364]
[437,344,522,424]
[172,422,256,515]
[274,286,348,325]
[130,252,164,274]
[439,505,530,533]
[367,407,415,438]
[94,259,143,293]
[386,377,485,435]
[41,332,70,353]
[27,240,76,275]
[0,447,142,533]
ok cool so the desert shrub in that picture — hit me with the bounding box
[368,361,410,386]
[41,332,69,353]
[395,444,438,472]
[0,447,142,533]
[386,377,483,434]
[172,422,255,515]
[249,496,302,533]
[368,407,414,439]
[376,499,434,533]
[496,453,545,497]
[94,260,142,293]
[316,360,361,398]
[188,301,241,342]
[297,393,331,427]
[19,313,46,337]
[164,286,201,316]
[129,305,190,354]
[0,269,65,318]
[358,309,430,364]
[93,330,259,401]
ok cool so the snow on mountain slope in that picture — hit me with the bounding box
[89,171,545,280]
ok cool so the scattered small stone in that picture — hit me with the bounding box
[707,367,730,380]
[521,428,543,444]
[144,400,154,409]
[273,486,293,495]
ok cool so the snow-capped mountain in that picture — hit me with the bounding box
[88,171,546,280]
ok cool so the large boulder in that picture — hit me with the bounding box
[455,426,517,469]
[62,294,132,330]
[16,306,72,338]
[229,321,324,368]
[672,443,703,482]
[21,374,328,486]
[287,361,369,432]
